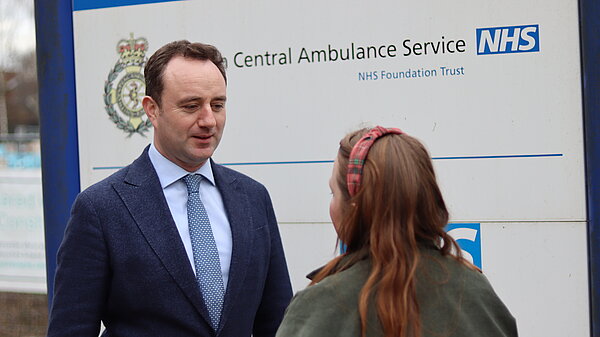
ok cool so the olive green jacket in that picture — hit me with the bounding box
[276,248,517,337]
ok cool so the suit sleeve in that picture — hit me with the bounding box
[252,189,293,337]
[47,192,110,337]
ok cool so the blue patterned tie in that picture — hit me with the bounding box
[183,174,225,329]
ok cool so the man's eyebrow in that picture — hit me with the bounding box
[176,96,227,105]
[176,96,202,105]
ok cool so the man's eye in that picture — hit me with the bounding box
[182,104,199,111]
[212,104,225,111]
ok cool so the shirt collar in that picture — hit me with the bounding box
[148,143,216,188]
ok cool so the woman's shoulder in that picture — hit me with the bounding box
[418,248,505,301]
[276,259,373,337]
[417,248,518,337]
[418,247,483,283]
[295,258,370,307]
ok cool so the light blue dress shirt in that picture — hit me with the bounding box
[148,144,232,289]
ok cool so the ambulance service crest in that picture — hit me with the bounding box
[104,33,152,136]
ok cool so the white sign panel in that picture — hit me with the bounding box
[73,0,585,223]
[0,169,46,293]
[71,1,588,336]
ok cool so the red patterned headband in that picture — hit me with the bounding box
[346,126,403,196]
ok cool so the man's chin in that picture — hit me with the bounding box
[189,150,214,163]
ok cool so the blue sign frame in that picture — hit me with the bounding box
[35,0,80,307]
[73,0,181,11]
[580,0,600,335]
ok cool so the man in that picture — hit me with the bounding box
[47,40,293,336]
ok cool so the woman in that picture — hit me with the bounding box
[276,126,517,337]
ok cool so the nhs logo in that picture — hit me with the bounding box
[476,24,540,55]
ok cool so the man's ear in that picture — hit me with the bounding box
[142,96,159,127]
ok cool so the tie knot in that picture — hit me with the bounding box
[183,174,202,194]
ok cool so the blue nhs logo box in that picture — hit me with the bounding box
[445,223,482,269]
[476,24,540,55]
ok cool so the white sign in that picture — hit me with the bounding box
[73,1,585,223]
[71,1,588,336]
[0,168,46,293]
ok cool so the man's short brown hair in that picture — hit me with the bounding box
[144,40,227,106]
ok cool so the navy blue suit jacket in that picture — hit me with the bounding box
[47,148,293,336]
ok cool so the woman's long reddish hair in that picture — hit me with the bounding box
[311,128,469,337]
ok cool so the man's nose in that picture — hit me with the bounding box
[197,104,216,128]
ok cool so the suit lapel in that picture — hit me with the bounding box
[111,148,213,326]
[211,162,252,329]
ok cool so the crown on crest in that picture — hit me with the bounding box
[116,33,148,65]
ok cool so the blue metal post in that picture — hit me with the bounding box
[34,0,80,309]
[581,0,600,335]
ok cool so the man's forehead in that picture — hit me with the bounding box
[163,57,220,77]
[159,57,226,100]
